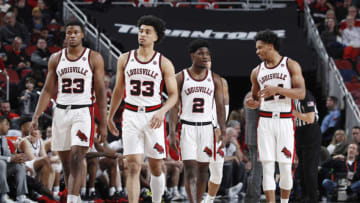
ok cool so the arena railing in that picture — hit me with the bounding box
[63,0,122,73]
[304,2,360,138]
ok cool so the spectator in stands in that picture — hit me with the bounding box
[352,126,360,148]
[335,0,353,22]
[321,17,343,58]
[0,41,8,65]
[319,9,337,32]
[30,37,51,71]
[326,129,348,156]
[13,0,33,26]
[5,36,31,70]
[37,0,53,25]
[321,143,360,201]
[321,96,341,145]
[0,115,31,203]
[39,28,55,47]
[340,6,360,30]
[310,0,332,26]
[341,16,360,62]
[220,127,245,198]
[104,75,112,104]
[18,77,38,116]
[0,12,30,45]
[0,100,19,120]
[29,7,45,37]
[0,0,11,14]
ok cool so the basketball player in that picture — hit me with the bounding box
[31,19,108,203]
[204,61,230,203]
[169,39,226,203]
[107,15,178,203]
[246,30,306,203]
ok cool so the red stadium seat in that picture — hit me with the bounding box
[21,68,32,78]
[6,69,19,83]
[4,45,12,52]
[48,46,61,53]
[357,62,360,74]
[25,45,37,56]
[335,59,353,70]
[346,82,360,92]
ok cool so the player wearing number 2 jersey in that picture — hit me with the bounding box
[169,39,226,203]
[246,30,305,203]
[107,15,178,203]
[31,19,108,203]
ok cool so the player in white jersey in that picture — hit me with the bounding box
[246,30,306,203]
[169,39,226,203]
[205,64,229,203]
[107,15,178,203]
[31,19,108,203]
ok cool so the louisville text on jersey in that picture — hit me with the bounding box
[259,72,288,85]
[126,68,159,79]
[184,86,213,96]
[57,66,89,77]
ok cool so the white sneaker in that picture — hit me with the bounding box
[3,194,16,203]
[17,196,37,203]
[228,182,243,198]
[171,189,185,201]
[179,187,187,199]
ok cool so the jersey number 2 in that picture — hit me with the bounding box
[62,78,84,93]
[264,84,285,101]
[192,98,204,113]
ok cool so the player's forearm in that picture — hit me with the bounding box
[159,91,177,115]
[169,104,179,136]
[33,90,53,120]
[277,87,305,100]
[86,152,104,158]
[108,86,123,119]
[216,102,226,134]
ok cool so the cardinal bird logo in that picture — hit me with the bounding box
[281,147,292,159]
[217,148,224,158]
[153,143,164,154]
[76,130,88,142]
[203,147,212,157]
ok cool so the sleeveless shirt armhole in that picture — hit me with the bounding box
[123,50,132,71]
[88,49,93,72]
[159,53,163,73]
[286,57,292,77]
[54,49,63,81]
[211,71,216,94]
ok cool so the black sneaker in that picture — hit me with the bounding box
[163,190,173,202]
[88,191,97,200]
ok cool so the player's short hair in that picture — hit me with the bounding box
[65,19,84,33]
[0,115,10,123]
[255,30,280,51]
[189,39,210,54]
[137,15,166,44]
[328,96,338,104]
[19,116,32,127]
[353,126,360,131]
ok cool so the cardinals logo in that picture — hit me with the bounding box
[76,130,88,142]
[217,148,224,158]
[153,143,164,154]
[281,147,292,159]
[203,147,212,157]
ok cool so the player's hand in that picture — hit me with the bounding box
[245,93,259,109]
[150,110,165,129]
[30,117,39,132]
[206,61,211,70]
[99,124,108,143]
[107,116,119,136]
[214,128,221,141]
[292,110,300,118]
[258,85,278,99]
[10,153,26,163]
[218,130,226,149]
[169,134,180,156]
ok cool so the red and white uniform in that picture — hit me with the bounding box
[52,48,95,151]
[122,50,166,159]
[256,56,295,163]
[179,69,215,162]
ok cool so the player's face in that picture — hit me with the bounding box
[65,25,84,48]
[192,47,211,69]
[138,25,158,47]
[255,40,272,61]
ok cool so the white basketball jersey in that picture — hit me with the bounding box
[180,69,215,122]
[257,56,293,112]
[124,50,163,106]
[56,48,93,105]
[26,137,42,157]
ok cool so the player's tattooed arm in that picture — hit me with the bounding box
[213,73,226,145]
[31,51,61,130]
[245,66,260,109]
[107,52,129,136]
[92,51,108,142]
[169,72,183,155]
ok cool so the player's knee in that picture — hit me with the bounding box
[127,161,142,175]
[209,173,222,185]
[262,161,276,191]
[209,164,222,184]
[279,163,293,190]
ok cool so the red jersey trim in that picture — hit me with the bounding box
[186,68,208,82]
[134,50,157,64]
[264,56,284,69]
[65,47,87,62]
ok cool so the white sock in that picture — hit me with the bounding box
[67,195,78,203]
[109,187,116,196]
[53,186,60,193]
[117,186,122,192]
[16,195,25,201]
[89,187,95,193]
[150,173,165,203]
[80,187,86,196]
[1,194,6,201]
[281,198,289,203]
[204,194,215,203]
[170,186,177,193]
